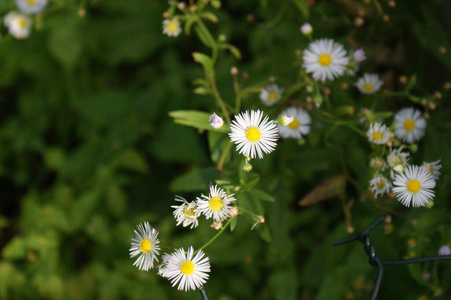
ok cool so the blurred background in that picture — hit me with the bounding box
[0,0,450,299]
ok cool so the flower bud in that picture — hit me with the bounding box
[278,115,294,126]
[209,112,224,129]
[300,23,313,35]
[354,48,366,62]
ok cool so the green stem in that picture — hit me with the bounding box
[216,142,233,171]
[195,219,231,254]
[209,76,231,124]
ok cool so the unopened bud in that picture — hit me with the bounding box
[434,91,442,99]
[425,200,434,209]
[314,93,323,108]
[393,164,404,174]
[383,15,390,22]
[340,82,349,90]
[78,8,86,17]
[209,112,224,129]
[211,221,222,230]
[444,82,451,90]
[218,34,227,42]
[278,115,294,126]
[242,161,252,172]
[211,0,221,9]
[399,76,408,84]
[438,46,446,54]
[229,206,239,218]
[177,2,186,9]
[230,66,238,75]
[388,0,396,7]
[163,12,171,18]
[300,23,313,35]
[354,17,364,27]
[428,102,436,110]
[409,144,418,153]
[268,76,275,84]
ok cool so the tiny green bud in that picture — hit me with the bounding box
[242,161,252,172]
[218,34,227,42]
[393,164,404,174]
[425,200,434,209]
[278,115,294,126]
[297,138,306,146]
[306,85,314,93]
[409,144,418,153]
[313,93,323,108]
[211,0,221,9]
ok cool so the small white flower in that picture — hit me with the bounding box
[4,12,32,39]
[393,165,436,207]
[369,174,392,198]
[172,196,201,229]
[421,160,441,180]
[196,184,236,222]
[393,107,426,144]
[162,17,182,37]
[300,23,313,35]
[129,222,160,271]
[355,73,383,94]
[158,246,211,291]
[209,112,224,129]
[370,157,387,171]
[387,147,410,179]
[260,84,284,106]
[16,0,48,14]
[303,39,349,82]
[277,107,311,139]
[367,122,390,144]
[353,48,366,62]
[229,110,279,159]
[438,245,451,256]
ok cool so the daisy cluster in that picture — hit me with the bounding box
[365,107,442,207]
[3,0,48,39]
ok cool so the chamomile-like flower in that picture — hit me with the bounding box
[369,174,392,198]
[355,73,383,94]
[367,122,390,144]
[303,39,349,82]
[129,222,160,271]
[4,12,32,39]
[387,146,410,170]
[260,84,284,106]
[162,17,182,37]
[393,165,436,207]
[277,107,311,139]
[172,196,201,229]
[370,157,387,171]
[196,185,236,222]
[16,0,48,14]
[158,246,211,291]
[229,110,279,159]
[394,107,426,144]
[422,160,441,180]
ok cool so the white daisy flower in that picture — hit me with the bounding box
[393,107,426,144]
[421,160,441,180]
[209,112,224,129]
[387,146,410,170]
[369,174,392,198]
[370,157,387,171]
[277,107,311,139]
[16,0,48,14]
[303,38,349,82]
[393,165,436,207]
[172,196,201,229]
[129,222,160,271]
[162,17,182,37]
[4,12,32,40]
[229,110,279,159]
[355,73,383,94]
[158,246,211,291]
[260,84,284,106]
[353,48,366,62]
[196,184,236,222]
[367,122,390,144]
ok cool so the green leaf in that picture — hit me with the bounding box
[253,189,275,202]
[292,0,309,18]
[363,108,375,124]
[194,26,215,49]
[1,237,26,260]
[47,18,82,70]
[208,131,231,163]
[230,216,237,232]
[192,52,215,76]
[111,149,148,173]
[170,168,219,192]
[220,44,242,60]
[169,110,230,132]
[200,12,219,23]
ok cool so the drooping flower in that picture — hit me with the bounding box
[172,196,201,229]
[369,174,392,198]
[393,165,436,207]
[367,122,390,144]
[355,73,383,94]
[421,160,441,180]
[129,222,161,271]
[260,84,284,106]
[277,107,311,139]
[162,17,182,37]
[300,23,313,35]
[303,39,349,82]
[16,0,48,14]
[196,184,236,222]
[209,112,224,129]
[393,107,426,144]
[158,246,211,291]
[353,48,366,62]
[229,110,279,159]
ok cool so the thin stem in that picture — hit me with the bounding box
[216,142,233,171]
[199,287,209,300]
[195,219,231,254]
[209,77,231,124]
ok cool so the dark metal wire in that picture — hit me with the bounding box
[199,286,209,300]
[333,215,451,300]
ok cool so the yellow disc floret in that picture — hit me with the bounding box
[139,238,152,253]
[288,118,300,129]
[318,54,332,66]
[27,0,37,5]
[180,261,195,275]
[407,179,421,193]
[377,180,385,189]
[404,119,415,131]
[209,196,224,211]
[183,205,196,218]
[363,83,374,92]
[246,127,261,142]
[166,20,179,32]
[372,132,383,141]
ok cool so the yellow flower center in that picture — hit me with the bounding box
[27,0,37,5]
[183,205,196,218]
[363,83,374,92]
[407,179,421,193]
[166,20,179,32]
[404,119,415,131]
[180,261,195,275]
[428,165,434,173]
[139,238,152,254]
[268,91,279,101]
[18,18,27,28]
[377,180,385,189]
[246,127,261,142]
[288,118,300,129]
[318,54,332,66]
[372,132,383,140]
[209,196,223,212]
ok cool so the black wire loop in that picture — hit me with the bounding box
[334,215,451,300]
